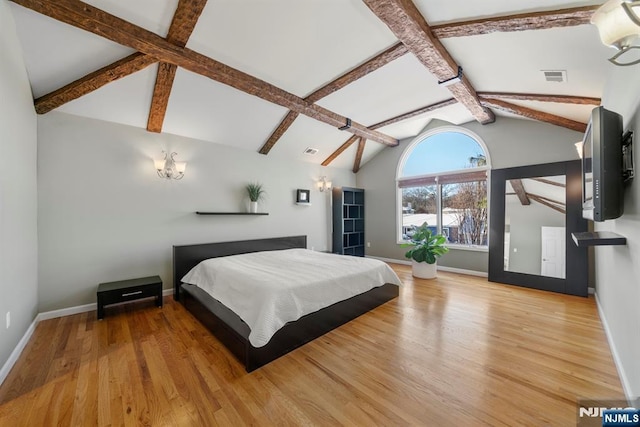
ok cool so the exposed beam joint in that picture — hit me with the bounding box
[34,53,156,114]
[362,0,494,124]
[147,0,209,132]
[431,6,599,38]
[260,43,408,154]
[480,97,587,132]
[13,0,397,147]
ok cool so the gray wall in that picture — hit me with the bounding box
[37,112,354,312]
[0,0,39,370]
[596,63,640,400]
[357,117,583,272]
[506,200,565,276]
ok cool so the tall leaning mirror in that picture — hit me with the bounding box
[488,160,589,296]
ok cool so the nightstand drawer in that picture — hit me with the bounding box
[97,275,163,319]
[99,284,160,306]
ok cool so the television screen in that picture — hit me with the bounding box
[581,125,593,208]
[581,106,623,222]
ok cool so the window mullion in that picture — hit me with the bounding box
[436,179,442,236]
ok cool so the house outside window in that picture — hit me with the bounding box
[397,127,490,249]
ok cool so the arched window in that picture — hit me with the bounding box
[397,127,490,248]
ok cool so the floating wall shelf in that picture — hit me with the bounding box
[195,212,269,216]
[571,231,626,247]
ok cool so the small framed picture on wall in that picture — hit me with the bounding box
[296,189,310,203]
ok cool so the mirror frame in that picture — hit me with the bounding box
[488,160,589,296]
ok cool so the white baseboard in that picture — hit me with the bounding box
[595,292,634,405]
[0,288,173,386]
[367,256,488,278]
[0,318,37,385]
[37,302,96,322]
[36,289,173,322]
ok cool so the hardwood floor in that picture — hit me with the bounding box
[0,265,623,426]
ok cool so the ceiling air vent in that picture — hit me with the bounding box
[542,70,567,83]
[303,147,319,155]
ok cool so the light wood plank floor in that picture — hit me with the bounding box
[0,265,623,426]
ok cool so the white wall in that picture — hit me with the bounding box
[596,63,640,401]
[37,112,354,312]
[356,116,583,271]
[0,0,39,368]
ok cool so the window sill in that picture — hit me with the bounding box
[446,244,488,253]
[397,241,488,253]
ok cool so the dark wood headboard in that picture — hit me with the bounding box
[172,235,307,300]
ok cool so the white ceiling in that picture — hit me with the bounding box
[8,0,614,171]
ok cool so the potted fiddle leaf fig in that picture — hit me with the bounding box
[246,182,266,213]
[401,222,449,279]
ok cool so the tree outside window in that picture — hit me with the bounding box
[398,129,489,248]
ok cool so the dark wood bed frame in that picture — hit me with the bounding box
[173,235,399,372]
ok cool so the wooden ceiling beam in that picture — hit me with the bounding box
[527,194,566,214]
[259,43,408,155]
[147,62,178,132]
[34,52,156,114]
[478,92,601,105]
[323,98,459,167]
[531,177,566,188]
[509,179,530,205]
[147,0,209,133]
[370,98,457,130]
[362,0,494,125]
[259,111,300,154]
[322,136,360,167]
[431,6,599,38]
[305,43,408,103]
[479,97,587,132]
[353,139,367,173]
[13,0,397,147]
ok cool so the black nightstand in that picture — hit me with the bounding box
[97,275,163,320]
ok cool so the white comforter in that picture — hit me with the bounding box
[181,248,402,347]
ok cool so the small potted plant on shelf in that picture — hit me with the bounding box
[401,222,449,279]
[246,182,265,213]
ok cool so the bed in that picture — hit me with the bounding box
[173,236,400,372]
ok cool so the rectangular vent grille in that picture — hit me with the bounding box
[303,147,319,155]
[542,70,567,83]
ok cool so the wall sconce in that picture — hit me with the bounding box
[591,0,640,66]
[318,176,332,192]
[155,151,186,180]
[575,141,583,159]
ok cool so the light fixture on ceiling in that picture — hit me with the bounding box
[575,141,583,159]
[318,176,332,192]
[591,0,640,66]
[155,151,186,180]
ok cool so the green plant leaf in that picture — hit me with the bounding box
[246,182,266,202]
[402,221,448,264]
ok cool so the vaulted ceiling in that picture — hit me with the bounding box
[9,0,612,170]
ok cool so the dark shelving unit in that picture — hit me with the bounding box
[332,187,365,257]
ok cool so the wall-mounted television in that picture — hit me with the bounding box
[581,106,624,221]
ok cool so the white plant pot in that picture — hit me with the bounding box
[249,201,258,213]
[412,260,437,279]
